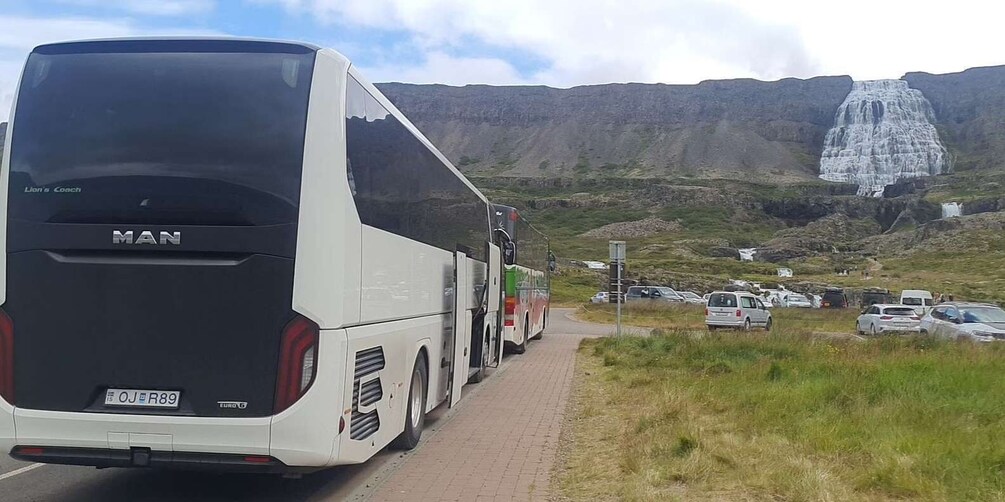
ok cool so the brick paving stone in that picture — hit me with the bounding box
[371,326,586,502]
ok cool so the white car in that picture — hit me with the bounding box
[706,291,772,331]
[782,293,813,308]
[590,291,609,304]
[856,304,921,335]
[921,303,1005,342]
[679,291,706,305]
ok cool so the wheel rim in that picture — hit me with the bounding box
[745,320,751,331]
[871,325,877,335]
[410,368,423,429]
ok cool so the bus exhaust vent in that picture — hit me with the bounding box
[351,347,385,440]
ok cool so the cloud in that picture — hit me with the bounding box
[0,15,223,118]
[54,0,215,17]
[361,52,529,86]
[265,0,820,87]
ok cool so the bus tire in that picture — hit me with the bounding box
[391,353,428,450]
[513,318,528,354]
[471,328,490,383]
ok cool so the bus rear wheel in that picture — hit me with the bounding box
[391,353,427,450]
[513,318,528,354]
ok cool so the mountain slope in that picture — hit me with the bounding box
[904,65,1005,172]
[378,76,853,181]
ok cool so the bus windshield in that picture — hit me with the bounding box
[8,41,315,226]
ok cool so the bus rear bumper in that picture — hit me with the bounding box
[10,407,274,462]
[10,444,295,473]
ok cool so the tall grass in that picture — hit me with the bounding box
[560,327,1005,501]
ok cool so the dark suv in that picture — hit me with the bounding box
[821,289,848,308]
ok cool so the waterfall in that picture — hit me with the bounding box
[819,80,949,197]
[739,248,756,262]
[942,202,963,218]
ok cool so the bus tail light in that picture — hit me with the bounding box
[704,308,709,316]
[504,297,516,327]
[735,310,742,318]
[0,308,13,405]
[274,315,319,414]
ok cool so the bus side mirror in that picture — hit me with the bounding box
[503,241,516,266]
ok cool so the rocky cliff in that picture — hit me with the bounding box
[378,76,853,181]
[904,65,1005,172]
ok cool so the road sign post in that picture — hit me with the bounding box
[609,241,626,337]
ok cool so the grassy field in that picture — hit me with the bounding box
[557,306,1005,501]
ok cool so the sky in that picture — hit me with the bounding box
[1,0,1004,118]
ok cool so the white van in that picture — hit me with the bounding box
[900,290,934,316]
[706,291,772,331]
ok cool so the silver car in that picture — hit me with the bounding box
[856,304,921,335]
[782,293,813,308]
[625,286,684,303]
[705,291,772,331]
[679,291,706,305]
[921,303,1005,342]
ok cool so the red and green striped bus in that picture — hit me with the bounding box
[493,205,552,354]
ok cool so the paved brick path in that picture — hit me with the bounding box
[372,310,599,501]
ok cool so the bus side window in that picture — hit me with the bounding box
[344,77,366,196]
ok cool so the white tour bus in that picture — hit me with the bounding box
[0,38,504,474]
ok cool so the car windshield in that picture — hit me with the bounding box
[902,297,926,306]
[656,287,678,297]
[789,294,808,301]
[682,292,700,299]
[960,307,1005,324]
[708,293,737,308]
[883,307,917,316]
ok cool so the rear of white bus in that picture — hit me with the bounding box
[0,39,337,473]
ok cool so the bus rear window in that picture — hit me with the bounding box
[8,41,315,226]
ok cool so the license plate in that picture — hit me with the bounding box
[104,389,180,409]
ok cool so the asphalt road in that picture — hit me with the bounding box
[0,308,614,501]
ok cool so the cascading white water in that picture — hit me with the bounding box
[819,80,949,197]
[739,248,756,262]
[942,202,963,218]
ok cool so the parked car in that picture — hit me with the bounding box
[900,289,934,316]
[861,288,893,307]
[702,293,711,303]
[679,291,705,305]
[781,293,813,308]
[820,288,848,308]
[921,302,1005,342]
[856,304,921,335]
[625,286,684,303]
[705,291,772,331]
[590,291,609,304]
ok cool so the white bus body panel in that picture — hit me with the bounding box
[359,226,454,324]
[337,315,444,465]
[293,49,361,330]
